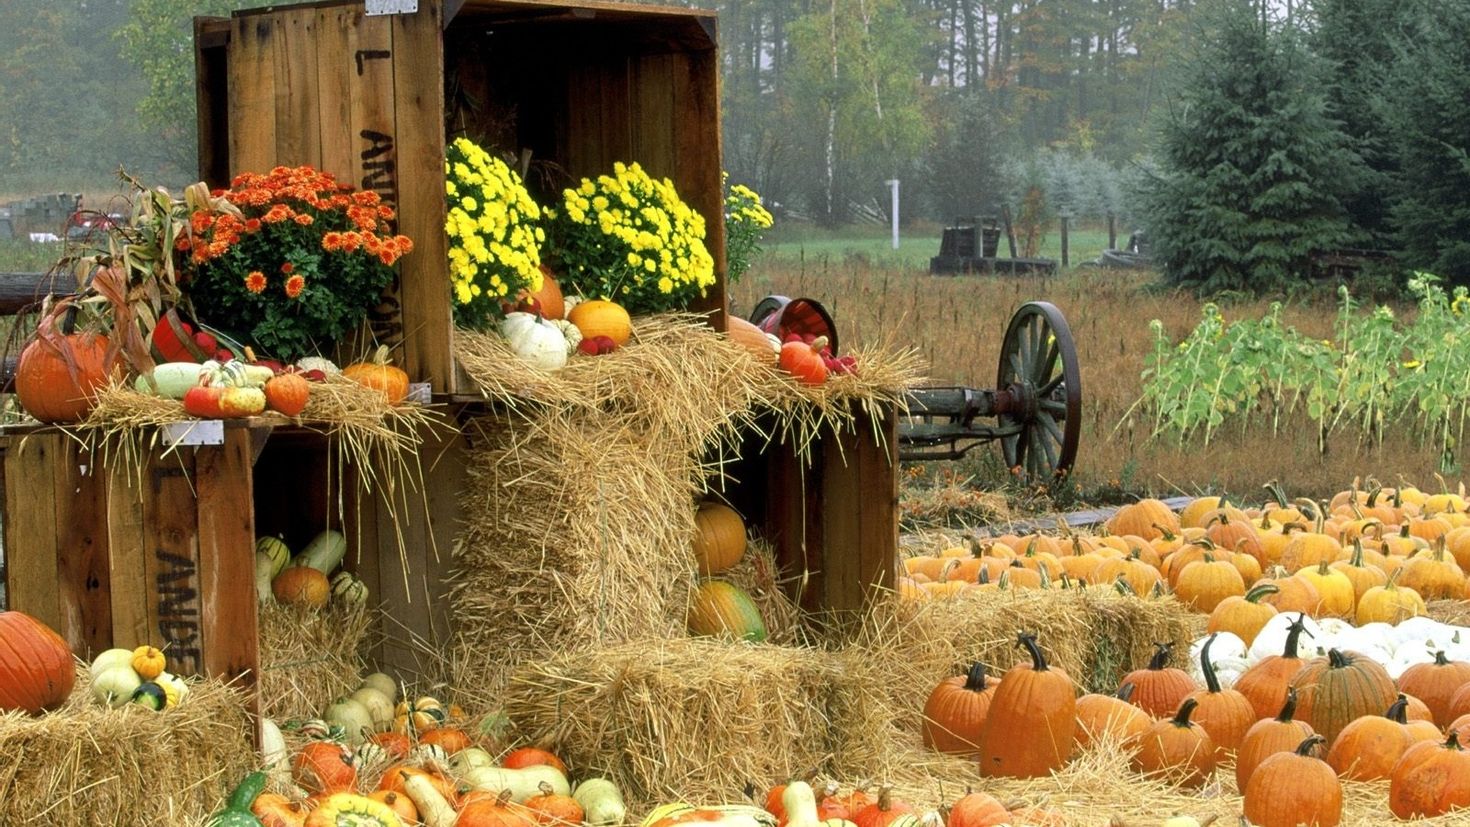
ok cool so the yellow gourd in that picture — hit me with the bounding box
[131,646,166,681]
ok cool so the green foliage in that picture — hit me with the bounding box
[924,90,1014,222]
[1385,2,1470,285]
[723,176,773,285]
[1138,2,1359,294]
[1126,274,1470,470]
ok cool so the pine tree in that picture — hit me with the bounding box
[1312,0,1412,247]
[1138,1,1359,293]
[1385,2,1470,284]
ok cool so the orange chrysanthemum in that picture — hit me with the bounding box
[281,262,294,274]
[284,274,305,299]
[245,271,267,293]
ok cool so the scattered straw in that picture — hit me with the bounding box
[257,602,374,722]
[1428,599,1470,627]
[0,667,254,827]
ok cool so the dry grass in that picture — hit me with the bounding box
[257,602,374,722]
[0,667,254,827]
[733,264,1446,499]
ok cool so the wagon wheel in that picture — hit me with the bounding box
[996,301,1081,483]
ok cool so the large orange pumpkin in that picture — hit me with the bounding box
[1291,648,1397,747]
[0,611,76,714]
[921,662,997,756]
[15,330,116,424]
[1130,698,1219,788]
[293,741,357,793]
[976,633,1076,778]
[272,566,331,608]
[342,345,410,404]
[530,266,566,321]
[1389,733,1470,819]
[1398,651,1470,727]
[1120,643,1195,719]
[1242,735,1341,827]
[692,502,747,576]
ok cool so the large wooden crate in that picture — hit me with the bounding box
[0,429,259,694]
[194,0,726,395]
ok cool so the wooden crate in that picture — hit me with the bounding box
[194,0,727,395]
[0,429,259,695]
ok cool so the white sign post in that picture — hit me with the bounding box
[885,179,900,250]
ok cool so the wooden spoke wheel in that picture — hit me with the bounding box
[996,301,1081,483]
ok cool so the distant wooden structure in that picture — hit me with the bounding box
[930,216,1057,275]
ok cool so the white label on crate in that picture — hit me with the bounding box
[365,0,418,15]
[407,382,432,404]
[161,419,225,447]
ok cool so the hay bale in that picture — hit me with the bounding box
[499,638,848,809]
[722,539,808,647]
[0,667,254,827]
[258,602,374,721]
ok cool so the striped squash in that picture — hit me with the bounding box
[687,580,767,642]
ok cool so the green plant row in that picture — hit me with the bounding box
[1122,274,1470,470]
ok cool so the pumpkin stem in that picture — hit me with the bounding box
[1171,697,1199,727]
[1116,682,1137,702]
[1114,575,1137,597]
[963,663,989,692]
[1446,732,1463,751]
[875,787,893,812]
[1147,642,1173,671]
[1264,479,1289,508]
[1434,650,1451,666]
[1243,583,1280,603]
[1017,633,1049,672]
[1294,734,1326,757]
[1386,694,1410,724]
[1327,649,1350,669]
[1199,634,1222,694]
[1283,613,1312,658]
[372,343,392,366]
[1275,687,1300,723]
[977,566,991,585]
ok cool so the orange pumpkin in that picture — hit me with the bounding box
[693,501,747,576]
[342,344,410,404]
[367,790,420,824]
[369,730,413,760]
[944,791,1011,827]
[1291,648,1397,747]
[15,326,116,424]
[1236,687,1317,792]
[976,633,1076,778]
[272,566,331,608]
[252,792,309,827]
[1327,695,1440,781]
[0,611,76,715]
[419,726,472,754]
[1183,634,1256,754]
[1075,683,1151,751]
[501,747,568,776]
[567,300,632,346]
[458,789,534,827]
[921,662,997,756]
[1398,651,1470,727]
[293,741,357,793]
[523,781,585,825]
[851,788,913,827]
[265,372,311,417]
[1121,643,1195,719]
[529,266,566,321]
[1235,613,1313,720]
[1130,698,1219,788]
[1242,735,1341,827]
[1389,733,1470,819]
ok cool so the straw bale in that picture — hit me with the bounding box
[499,638,848,810]
[0,667,253,827]
[722,538,809,647]
[1428,598,1470,627]
[257,602,374,722]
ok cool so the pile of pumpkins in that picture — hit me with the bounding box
[899,479,1469,622]
[496,274,634,371]
[920,624,1470,825]
[685,501,767,643]
[219,672,631,827]
[755,778,1065,827]
[257,529,369,610]
[88,644,192,711]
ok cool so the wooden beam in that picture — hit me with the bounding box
[0,272,73,315]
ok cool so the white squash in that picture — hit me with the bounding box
[260,718,289,782]
[360,672,398,701]
[135,362,207,399]
[449,747,496,774]
[89,648,137,680]
[403,772,458,827]
[324,697,374,745]
[295,356,341,377]
[500,312,569,370]
[91,665,142,707]
[254,551,276,603]
[781,781,820,827]
[155,671,190,706]
[573,778,627,827]
[461,764,571,802]
[292,529,347,574]
[350,686,394,730]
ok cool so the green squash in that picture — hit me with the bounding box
[208,771,267,826]
[686,580,767,642]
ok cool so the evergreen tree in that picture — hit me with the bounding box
[1385,2,1470,284]
[1138,1,1359,293]
[1312,0,1411,247]
[924,90,1014,222]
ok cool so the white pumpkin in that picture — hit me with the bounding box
[91,665,142,708]
[260,718,290,780]
[1187,632,1247,686]
[350,686,394,730]
[89,648,137,680]
[500,312,569,370]
[1342,622,1397,654]
[155,671,191,706]
[1249,612,1324,663]
[360,672,398,701]
[449,747,497,774]
[325,697,375,745]
[1390,616,1450,647]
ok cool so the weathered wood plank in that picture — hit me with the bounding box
[314,5,357,192]
[3,434,61,630]
[196,430,259,696]
[106,462,150,650]
[53,440,112,657]
[194,16,233,186]
[391,3,454,393]
[273,8,324,167]
[672,47,726,328]
[145,450,204,677]
[228,14,279,176]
